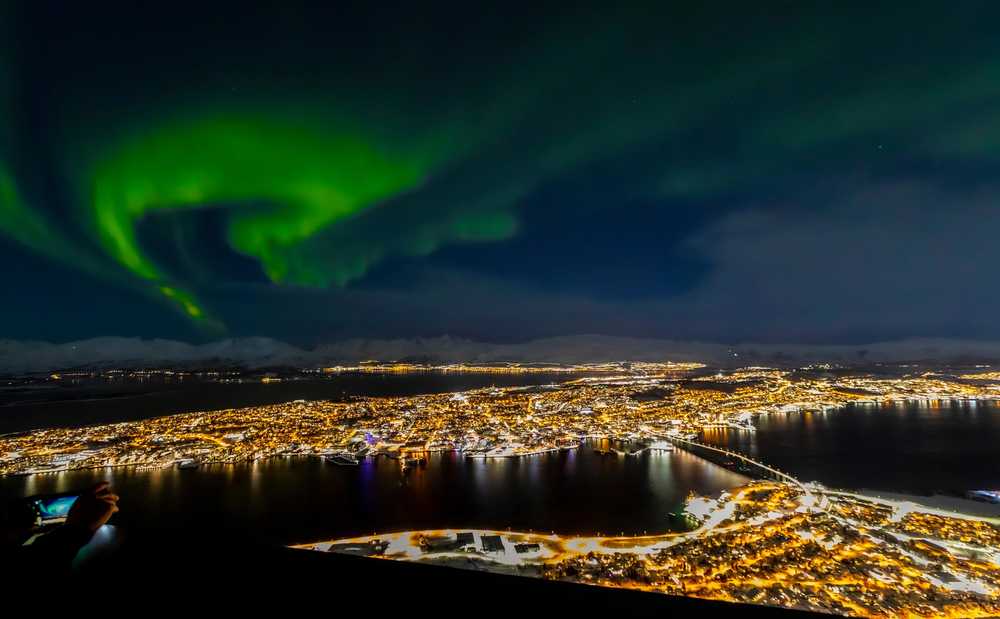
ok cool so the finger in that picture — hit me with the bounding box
[91,481,111,493]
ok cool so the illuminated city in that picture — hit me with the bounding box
[4,362,998,477]
[4,362,1000,615]
[297,482,1000,617]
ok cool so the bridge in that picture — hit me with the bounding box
[663,434,805,491]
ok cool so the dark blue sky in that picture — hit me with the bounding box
[3,1,1000,345]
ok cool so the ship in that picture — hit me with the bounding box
[177,458,199,469]
[324,452,359,466]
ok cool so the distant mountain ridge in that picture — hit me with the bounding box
[2,335,1000,373]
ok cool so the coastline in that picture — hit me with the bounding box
[852,488,1000,521]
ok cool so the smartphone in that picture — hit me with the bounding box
[30,492,79,523]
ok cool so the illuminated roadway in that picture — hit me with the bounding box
[664,435,811,497]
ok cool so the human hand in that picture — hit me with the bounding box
[66,481,119,533]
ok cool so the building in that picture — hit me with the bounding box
[480,535,504,553]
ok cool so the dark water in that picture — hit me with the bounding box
[3,382,997,543]
[701,400,1000,494]
[0,446,748,543]
[0,373,582,434]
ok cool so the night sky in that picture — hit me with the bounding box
[3,2,1000,345]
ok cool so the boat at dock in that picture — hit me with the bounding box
[324,452,359,466]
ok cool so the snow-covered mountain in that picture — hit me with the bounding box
[3,335,1000,373]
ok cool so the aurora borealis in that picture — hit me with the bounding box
[5,2,1000,344]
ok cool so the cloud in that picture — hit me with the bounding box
[660,180,1000,341]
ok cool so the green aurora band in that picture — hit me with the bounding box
[6,4,1000,334]
[0,6,842,329]
[86,114,442,320]
[0,13,108,281]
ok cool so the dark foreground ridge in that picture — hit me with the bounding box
[6,530,820,616]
